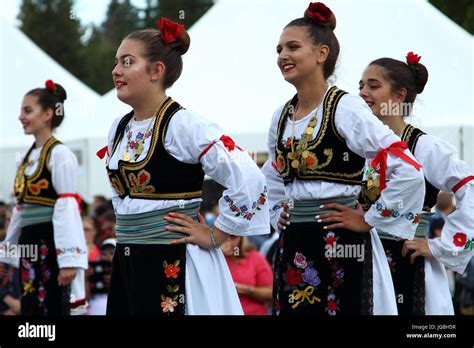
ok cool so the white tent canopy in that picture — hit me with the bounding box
[0,18,100,202]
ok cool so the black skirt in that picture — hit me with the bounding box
[106,243,187,315]
[18,221,71,315]
[381,238,425,315]
[273,220,373,315]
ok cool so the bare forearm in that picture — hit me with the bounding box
[244,285,273,303]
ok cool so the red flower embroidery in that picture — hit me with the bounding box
[304,2,333,24]
[138,171,149,185]
[286,267,302,287]
[306,154,316,166]
[161,297,178,313]
[38,289,46,299]
[29,179,49,195]
[21,268,29,282]
[326,236,336,246]
[413,214,420,224]
[164,264,180,279]
[327,300,337,311]
[381,209,392,217]
[156,17,184,44]
[406,51,421,65]
[128,170,155,194]
[453,232,467,247]
[45,79,56,93]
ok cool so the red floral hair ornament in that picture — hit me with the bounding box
[304,2,335,29]
[156,17,185,44]
[45,79,57,94]
[406,51,421,65]
[406,51,422,76]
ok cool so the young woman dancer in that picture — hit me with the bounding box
[358,52,474,314]
[2,80,87,315]
[265,2,425,315]
[102,18,269,315]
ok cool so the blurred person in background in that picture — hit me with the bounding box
[221,236,273,315]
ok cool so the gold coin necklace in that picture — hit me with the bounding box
[289,99,322,169]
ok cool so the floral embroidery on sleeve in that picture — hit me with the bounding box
[374,201,420,223]
[56,246,87,256]
[224,186,268,221]
[453,232,473,250]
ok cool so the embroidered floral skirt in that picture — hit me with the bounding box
[107,203,199,315]
[377,212,431,315]
[272,198,373,315]
[18,221,71,315]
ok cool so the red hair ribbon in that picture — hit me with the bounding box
[370,141,422,191]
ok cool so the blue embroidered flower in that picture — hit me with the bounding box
[302,267,321,287]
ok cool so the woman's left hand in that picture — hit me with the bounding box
[401,236,433,264]
[165,212,228,249]
[317,202,372,233]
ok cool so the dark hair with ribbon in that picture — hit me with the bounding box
[26,80,67,129]
[285,2,339,79]
[125,17,190,89]
[369,52,429,115]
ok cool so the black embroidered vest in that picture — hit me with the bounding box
[14,137,61,207]
[360,124,439,212]
[275,86,365,185]
[106,98,205,200]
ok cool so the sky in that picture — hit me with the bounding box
[1,0,147,27]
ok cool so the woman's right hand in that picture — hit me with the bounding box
[277,203,290,231]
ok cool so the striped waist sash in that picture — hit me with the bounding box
[288,196,358,224]
[115,202,200,245]
[19,204,54,228]
[377,211,434,240]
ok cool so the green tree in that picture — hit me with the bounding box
[18,0,86,79]
[81,0,141,94]
[429,0,474,34]
[140,0,214,31]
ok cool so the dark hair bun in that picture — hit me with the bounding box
[414,63,428,94]
[53,83,67,102]
[174,30,190,55]
[304,2,336,30]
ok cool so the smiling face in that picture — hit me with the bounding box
[112,39,164,106]
[18,94,53,135]
[359,64,404,118]
[277,26,325,86]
